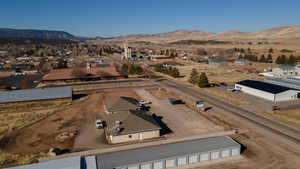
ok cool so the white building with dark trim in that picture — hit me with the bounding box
[235,80,300,102]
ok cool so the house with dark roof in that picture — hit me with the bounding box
[235,80,300,102]
[103,96,140,114]
[105,110,161,144]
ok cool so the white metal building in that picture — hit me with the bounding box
[235,80,300,102]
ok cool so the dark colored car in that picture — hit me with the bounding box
[220,82,228,86]
[168,98,185,105]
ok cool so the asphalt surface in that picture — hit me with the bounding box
[45,79,145,88]
[157,79,300,145]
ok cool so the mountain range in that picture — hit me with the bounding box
[0,28,77,40]
[1,25,300,44]
[91,25,300,44]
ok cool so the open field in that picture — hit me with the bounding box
[258,109,300,129]
[174,60,268,83]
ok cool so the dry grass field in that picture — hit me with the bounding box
[174,60,268,83]
[258,109,300,129]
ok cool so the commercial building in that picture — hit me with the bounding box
[272,65,300,78]
[235,80,300,102]
[0,87,72,105]
[97,136,241,169]
[8,136,241,169]
[234,59,249,66]
[208,59,229,66]
[105,110,161,144]
[147,55,174,61]
[264,78,300,90]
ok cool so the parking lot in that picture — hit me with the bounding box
[135,89,223,139]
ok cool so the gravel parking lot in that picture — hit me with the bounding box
[135,89,223,139]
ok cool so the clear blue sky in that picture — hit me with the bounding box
[1,0,299,37]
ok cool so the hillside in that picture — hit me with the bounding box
[0,28,78,40]
[90,25,300,44]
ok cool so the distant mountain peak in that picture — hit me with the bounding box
[0,28,78,40]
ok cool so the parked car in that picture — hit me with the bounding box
[220,82,228,86]
[95,120,104,129]
[168,98,185,105]
[196,100,204,108]
[227,88,237,92]
[139,100,151,105]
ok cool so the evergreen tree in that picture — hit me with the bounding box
[267,54,273,63]
[198,72,209,88]
[269,48,274,53]
[121,63,129,74]
[247,48,252,54]
[287,55,297,64]
[259,54,266,63]
[275,55,282,64]
[240,48,245,53]
[188,68,199,84]
[281,55,287,64]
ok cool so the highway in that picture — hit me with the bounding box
[158,79,300,145]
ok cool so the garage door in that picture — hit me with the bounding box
[141,163,152,169]
[231,148,240,156]
[128,165,139,169]
[210,151,220,160]
[221,149,230,158]
[165,158,176,168]
[153,161,163,169]
[177,156,187,166]
[200,153,209,161]
[188,154,198,164]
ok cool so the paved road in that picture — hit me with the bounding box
[157,79,300,145]
[74,84,160,94]
[45,78,145,88]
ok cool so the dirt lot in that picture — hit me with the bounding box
[73,90,142,151]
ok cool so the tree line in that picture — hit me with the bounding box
[154,64,180,78]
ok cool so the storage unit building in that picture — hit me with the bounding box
[0,87,72,105]
[235,80,300,102]
[96,136,241,169]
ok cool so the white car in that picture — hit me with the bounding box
[139,100,151,105]
[95,120,104,129]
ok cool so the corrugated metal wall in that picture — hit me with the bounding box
[117,147,240,169]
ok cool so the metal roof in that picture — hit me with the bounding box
[9,156,80,169]
[237,80,295,94]
[266,78,300,87]
[0,87,72,103]
[96,136,240,169]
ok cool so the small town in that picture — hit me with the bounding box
[0,1,300,169]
